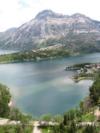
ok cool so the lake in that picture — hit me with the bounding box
[0,50,18,55]
[0,53,100,117]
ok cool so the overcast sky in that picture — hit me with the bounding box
[0,0,100,32]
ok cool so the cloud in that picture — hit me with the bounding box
[0,0,35,31]
[18,0,30,8]
[0,0,100,31]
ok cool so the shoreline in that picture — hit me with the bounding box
[72,76,94,82]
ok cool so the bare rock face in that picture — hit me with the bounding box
[0,10,100,52]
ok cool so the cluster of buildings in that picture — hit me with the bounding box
[76,63,100,75]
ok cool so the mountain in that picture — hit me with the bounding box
[0,9,100,53]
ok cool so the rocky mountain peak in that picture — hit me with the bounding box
[71,13,90,21]
[0,10,100,51]
[35,9,63,20]
[72,13,86,18]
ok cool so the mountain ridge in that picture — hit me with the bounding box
[0,10,100,52]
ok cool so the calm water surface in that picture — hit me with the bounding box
[0,53,100,116]
[0,50,18,55]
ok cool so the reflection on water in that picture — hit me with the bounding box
[0,53,99,116]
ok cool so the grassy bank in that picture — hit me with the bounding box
[0,47,71,64]
[0,125,33,133]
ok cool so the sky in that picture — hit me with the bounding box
[0,0,100,32]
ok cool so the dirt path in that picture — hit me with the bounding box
[33,121,42,133]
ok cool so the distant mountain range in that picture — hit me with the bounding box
[0,10,100,53]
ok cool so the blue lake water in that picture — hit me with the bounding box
[0,53,100,116]
[0,50,18,55]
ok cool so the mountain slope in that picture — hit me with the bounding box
[0,10,100,52]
